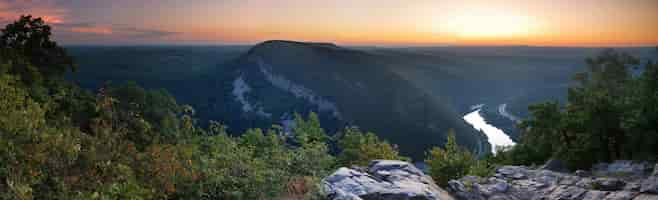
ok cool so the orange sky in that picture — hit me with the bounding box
[1,0,657,46]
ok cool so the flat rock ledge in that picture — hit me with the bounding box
[322,160,454,200]
[448,162,658,200]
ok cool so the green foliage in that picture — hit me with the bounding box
[0,14,509,200]
[425,129,478,186]
[0,15,74,79]
[497,49,658,170]
[293,112,329,146]
[467,159,496,178]
[336,126,406,166]
[103,82,190,146]
[0,16,346,199]
[0,49,43,87]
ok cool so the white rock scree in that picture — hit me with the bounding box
[463,104,516,154]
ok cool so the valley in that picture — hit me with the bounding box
[463,104,516,154]
[65,41,658,160]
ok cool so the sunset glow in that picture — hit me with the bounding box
[0,0,656,46]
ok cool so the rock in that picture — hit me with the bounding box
[633,194,658,200]
[442,161,655,200]
[447,180,466,193]
[542,159,569,173]
[594,178,627,191]
[496,166,527,180]
[487,195,515,200]
[547,185,587,199]
[583,190,609,200]
[559,175,582,186]
[604,191,637,200]
[641,176,658,194]
[653,164,658,176]
[323,160,454,200]
[625,181,642,191]
[490,181,509,193]
[536,170,560,185]
[576,170,591,177]
[576,178,594,188]
[594,161,651,176]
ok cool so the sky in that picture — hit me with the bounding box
[1,0,657,46]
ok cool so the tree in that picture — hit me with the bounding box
[336,126,405,166]
[624,60,658,160]
[500,49,658,170]
[425,129,476,186]
[0,15,74,79]
[293,112,328,146]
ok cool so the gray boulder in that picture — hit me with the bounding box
[322,160,454,200]
[633,194,658,200]
[583,190,609,200]
[593,161,652,176]
[548,185,587,199]
[604,191,637,200]
[446,161,658,200]
[594,178,627,191]
[641,176,658,194]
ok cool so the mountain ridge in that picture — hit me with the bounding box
[217,40,490,158]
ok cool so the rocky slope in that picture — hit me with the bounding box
[323,160,658,200]
[448,161,658,200]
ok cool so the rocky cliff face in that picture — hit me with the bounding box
[448,161,658,200]
[323,160,657,200]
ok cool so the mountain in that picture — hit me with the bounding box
[66,42,657,159]
[198,40,489,158]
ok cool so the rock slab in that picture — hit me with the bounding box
[448,161,658,200]
[322,160,454,200]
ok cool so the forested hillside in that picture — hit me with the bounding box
[0,15,406,199]
[67,40,491,159]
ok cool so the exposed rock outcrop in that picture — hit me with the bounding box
[322,160,454,200]
[448,161,658,200]
[323,160,656,200]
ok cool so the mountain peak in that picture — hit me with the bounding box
[258,40,339,48]
[246,40,344,56]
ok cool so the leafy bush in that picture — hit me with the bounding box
[336,126,406,166]
[425,129,478,186]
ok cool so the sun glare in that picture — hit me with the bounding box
[448,12,537,39]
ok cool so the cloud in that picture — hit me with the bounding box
[52,22,181,44]
[70,26,112,35]
[113,26,180,38]
[0,0,68,24]
[0,1,180,44]
[58,22,179,37]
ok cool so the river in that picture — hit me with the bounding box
[463,105,516,154]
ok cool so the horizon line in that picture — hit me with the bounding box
[62,42,658,49]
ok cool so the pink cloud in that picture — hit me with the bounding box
[70,26,112,34]
[0,0,69,24]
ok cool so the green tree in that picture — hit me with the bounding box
[293,112,328,146]
[624,60,658,160]
[0,15,74,79]
[425,129,476,186]
[336,126,405,166]
[501,49,658,170]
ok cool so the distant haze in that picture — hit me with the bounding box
[1,0,657,46]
